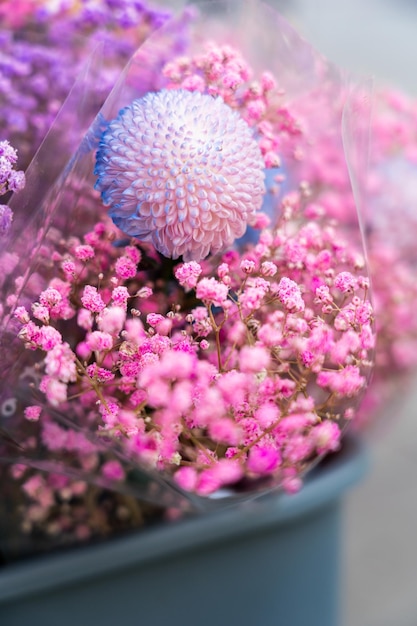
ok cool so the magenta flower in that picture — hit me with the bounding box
[95,89,265,261]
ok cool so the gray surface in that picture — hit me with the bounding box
[0,443,368,626]
[283,0,417,94]
[344,388,417,626]
[273,1,417,625]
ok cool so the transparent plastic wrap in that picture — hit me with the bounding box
[0,0,180,169]
[0,0,375,559]
[352,87,417,429]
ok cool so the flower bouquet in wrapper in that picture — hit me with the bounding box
[0,0,375,560]
[288,74,417,430]
[353,89,417,429]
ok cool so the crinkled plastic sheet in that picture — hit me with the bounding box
[0,0,373,536]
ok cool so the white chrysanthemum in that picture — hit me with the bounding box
[94,89,265,261]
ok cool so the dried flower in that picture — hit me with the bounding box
[95,89,265,261]
[0,1,380,550]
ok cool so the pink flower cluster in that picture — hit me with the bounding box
[285,85,417,427]
[14,181,374,497]
[0,25,377,543]
[163,43,301,169]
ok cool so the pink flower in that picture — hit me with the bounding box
[248,444,281,474]
[111,286,130,308]
[282,469,302,494]
[315,284,333,305]
[40,376,68,406]
[334,271,358,293]
[39,326,62,351]
[195,469,222,495]
[77,308,93,331]
[240,284,266,311]
[13,306,30,324]
[261,71,276,92]
[18,321,41,348]
[240,259,256,274]
[61,259,76,280]
[99,400,120,428]
[175,261,202,290]
[24,405,42,422]
[86,364,115,382]
[160,350,195,379]
[32,304,50,324]
[136,286,153,299]
[217,370,250,406]
[208,418,242,446]
[277,413,316,434]
[170,380,193,414]
[10,464,26,480]
[254,403,279,428]
[102,460,125,482]
[174,467,198,491]
[213,458,244,485]
[317,365,365,397]
[125,246,142,264]
[331,330,361,364]
[217,262,230,280]
[95,89,265,261]
[239,345,271,373]
[115,256,137,279]
[277,277,305,312]
[39,287,62,310]
[86,331,113,352]
[74,244,95,261]
[41,421,69,451]
[97,307,126,335]
[147,313,164,328]
[44,343,77,383]
[22,475,53,507]
[260,261,277,277]
[196,277,229,306]
[313,421,341,454]
[81,285,106,313]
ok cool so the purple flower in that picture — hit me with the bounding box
[95,89,265,261]
[7,170,25,193]
[0,1,175,166]
[0,140,25,202]
[0,204,13,236]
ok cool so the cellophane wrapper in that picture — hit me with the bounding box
[0,0,374,560]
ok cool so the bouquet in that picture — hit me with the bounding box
[0,0,375,557]
[355,89,417,428]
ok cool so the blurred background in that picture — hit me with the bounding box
[269,1,417,625]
